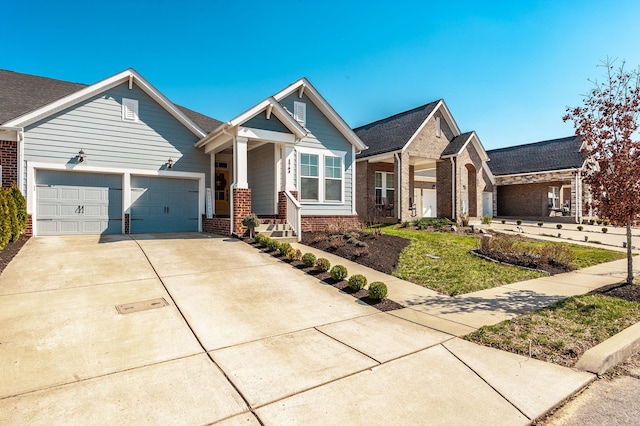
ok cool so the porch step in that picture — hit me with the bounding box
[255,223,298,243]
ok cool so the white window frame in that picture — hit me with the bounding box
[548,186,560,209]
[297,147,345,204]
[375,171,395,206]
[122,98,139,122]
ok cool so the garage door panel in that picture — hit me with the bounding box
[36,171,123,236]
[130,176,199,233]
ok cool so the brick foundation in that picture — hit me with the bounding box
[232,188,252,236]
[301,215,362,232]
[25,214,33,236]
[202,216,231,235]
[0,140,18,189]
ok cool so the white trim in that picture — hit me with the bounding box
[27,161,205,236]
[238,126,296,144]
[4,69,207,138]
[297,146,346,205]
[401,100,462,154]
[351,145,357,215]
[273,78,368,151]
[357,151,401,163]
[494,167,579,179]
[0,126,22,142]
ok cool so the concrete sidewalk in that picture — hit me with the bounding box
[0,233,625,424]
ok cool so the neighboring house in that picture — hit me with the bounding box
[354,100,495,223]
[487,136,587,222]
[0,69,365,238]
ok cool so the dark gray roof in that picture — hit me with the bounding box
[354,100,440,158]
[0,69,221,133]
[487,136,583,175]
[0,69,86,124]
[441,131,474,157]
[175,105,222,133]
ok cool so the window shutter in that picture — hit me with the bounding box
[122,98,139,122]
[294,101,306,126]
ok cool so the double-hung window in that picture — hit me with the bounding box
[548,186,560,209]
[375,172,394,205]
[324,156,342,201]
[299,150,345,203]
[300,153,319,200]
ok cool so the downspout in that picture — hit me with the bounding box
[575,168,581,224]
[394,153,401,221]
[222,126,236,236]
[450,157,456,220]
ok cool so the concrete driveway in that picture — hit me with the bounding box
[0,233,593,425]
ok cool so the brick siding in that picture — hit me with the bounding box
[301,215,362,232]
[0,140,18,188]
[202,216,231,235]
[232,188,251,236]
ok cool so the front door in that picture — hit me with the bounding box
[215,170,230,216]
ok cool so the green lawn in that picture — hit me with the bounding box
[381,226,626,296]
[464,294,640,366]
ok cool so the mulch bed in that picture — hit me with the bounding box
[0,234,30,276]
[247,240,404,312]
[301,231,410,274]
[590,281,640,303]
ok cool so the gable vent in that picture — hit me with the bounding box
[122,98,139,122]
[294,101,306,126]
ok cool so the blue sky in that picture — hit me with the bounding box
[4,0,640,149]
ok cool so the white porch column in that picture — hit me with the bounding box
[284,144,296,191]
[235,136,248,188]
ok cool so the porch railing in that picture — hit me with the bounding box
[285,190,302,242]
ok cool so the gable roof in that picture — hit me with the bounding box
[441,131,475,157]
[273,78,368,151]
[487,136,583,176]
[0,69,221,135]
[354,101,440,159]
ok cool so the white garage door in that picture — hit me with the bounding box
[36,170,123,235]
[130,176,199,233]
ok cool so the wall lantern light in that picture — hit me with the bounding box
[167,158,174,169]
[76,149,86,163]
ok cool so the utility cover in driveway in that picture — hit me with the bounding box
[116,298,169,314]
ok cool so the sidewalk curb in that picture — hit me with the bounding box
[575,321,640,375]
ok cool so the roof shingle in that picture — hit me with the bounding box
[487,136,583,175]
[0,69,222,133]
[354,100,440,158]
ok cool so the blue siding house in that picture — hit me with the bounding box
[0,70,367,238]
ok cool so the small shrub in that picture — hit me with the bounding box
[516,220,522,225]
[259,235,270,248]
[368,282,388,300]
[254,233,265,245]
[330,265,348,281]
[329,239,345,249]
[10,183,27,236]
[354,240,368,248]
[315,258,330,272]
[294,249,303,260]
[353,247,370,257]
[266,239,279,252]
[589,219,596,225]
[6,194,19,242]
[241,213,260,236]
[348,274,367,291]
[577,225,584,231]
[482,215,492,225]
[302,252,316,267]
[596,219,603,225]
[602,227,608,233]
[556,224,563,230]
[459,214,470,227]
[603,219,610,226]
[278,242,292,256]
[400,221,411,228]
[501,219,506,224]
[313,234,329,243]
[537,222,543,227]
[285,247,299,261]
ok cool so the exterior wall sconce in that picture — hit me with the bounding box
[76,149,86,163]
[167,158,174,169]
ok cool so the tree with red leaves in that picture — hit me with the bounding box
[563,59,640,285]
